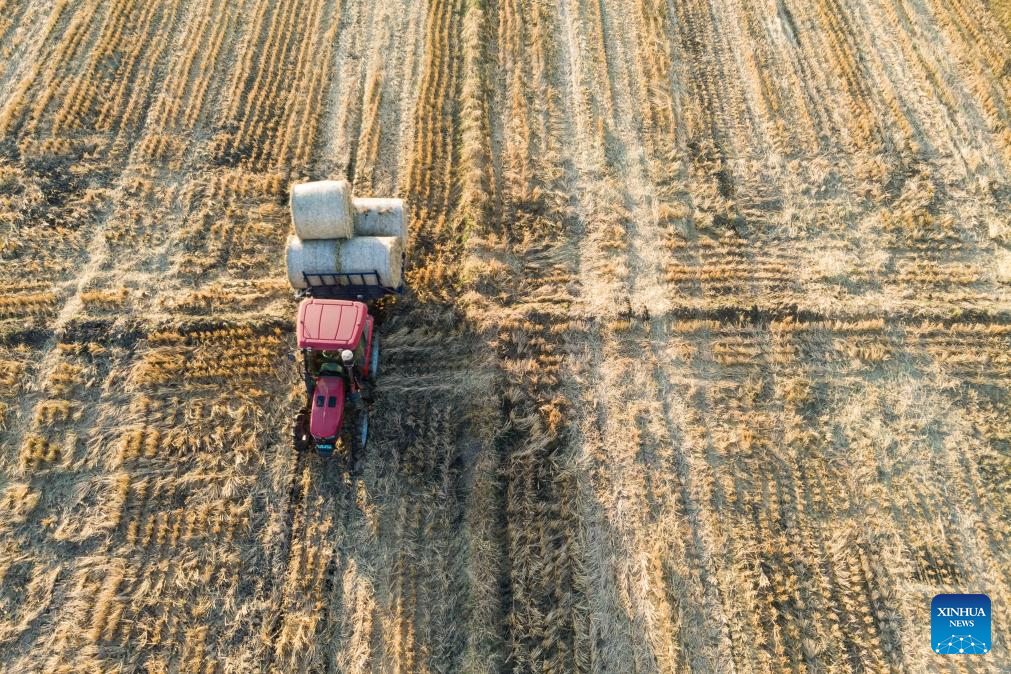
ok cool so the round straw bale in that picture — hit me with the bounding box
[290,180,355,239]
[352,198,409,245]
[285,236,341,289]
[338,236,403,288]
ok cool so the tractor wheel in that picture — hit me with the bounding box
[292,410,310,453]
[351,409,369,456]
[368,334,380,381]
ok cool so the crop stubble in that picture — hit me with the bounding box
[0,0,1009,672]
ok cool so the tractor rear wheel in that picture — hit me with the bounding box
[368,334,380,381]
[292,409,310,453]
[351,409,369,456]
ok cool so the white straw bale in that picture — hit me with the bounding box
[285,236,340,289]
[338,236,403,288]
[290,180,355,240]
[352,198,409,245]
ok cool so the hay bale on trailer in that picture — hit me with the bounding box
[286,236,340,289]
[352,198,409,245]
[339,236,403,288]
[290,180,355,240]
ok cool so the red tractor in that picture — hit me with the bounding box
[291,272,398,458]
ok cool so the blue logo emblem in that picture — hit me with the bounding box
[932,594,990,654]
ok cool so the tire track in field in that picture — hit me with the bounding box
[481,1,595,671]
[551,0,729,669]
[552,1,645,670]
[570,0,741,668]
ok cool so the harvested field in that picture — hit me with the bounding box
[0,0,1009,671]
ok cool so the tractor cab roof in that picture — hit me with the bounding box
[297,298,367,351]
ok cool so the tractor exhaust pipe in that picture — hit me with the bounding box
[342,349,357,386]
